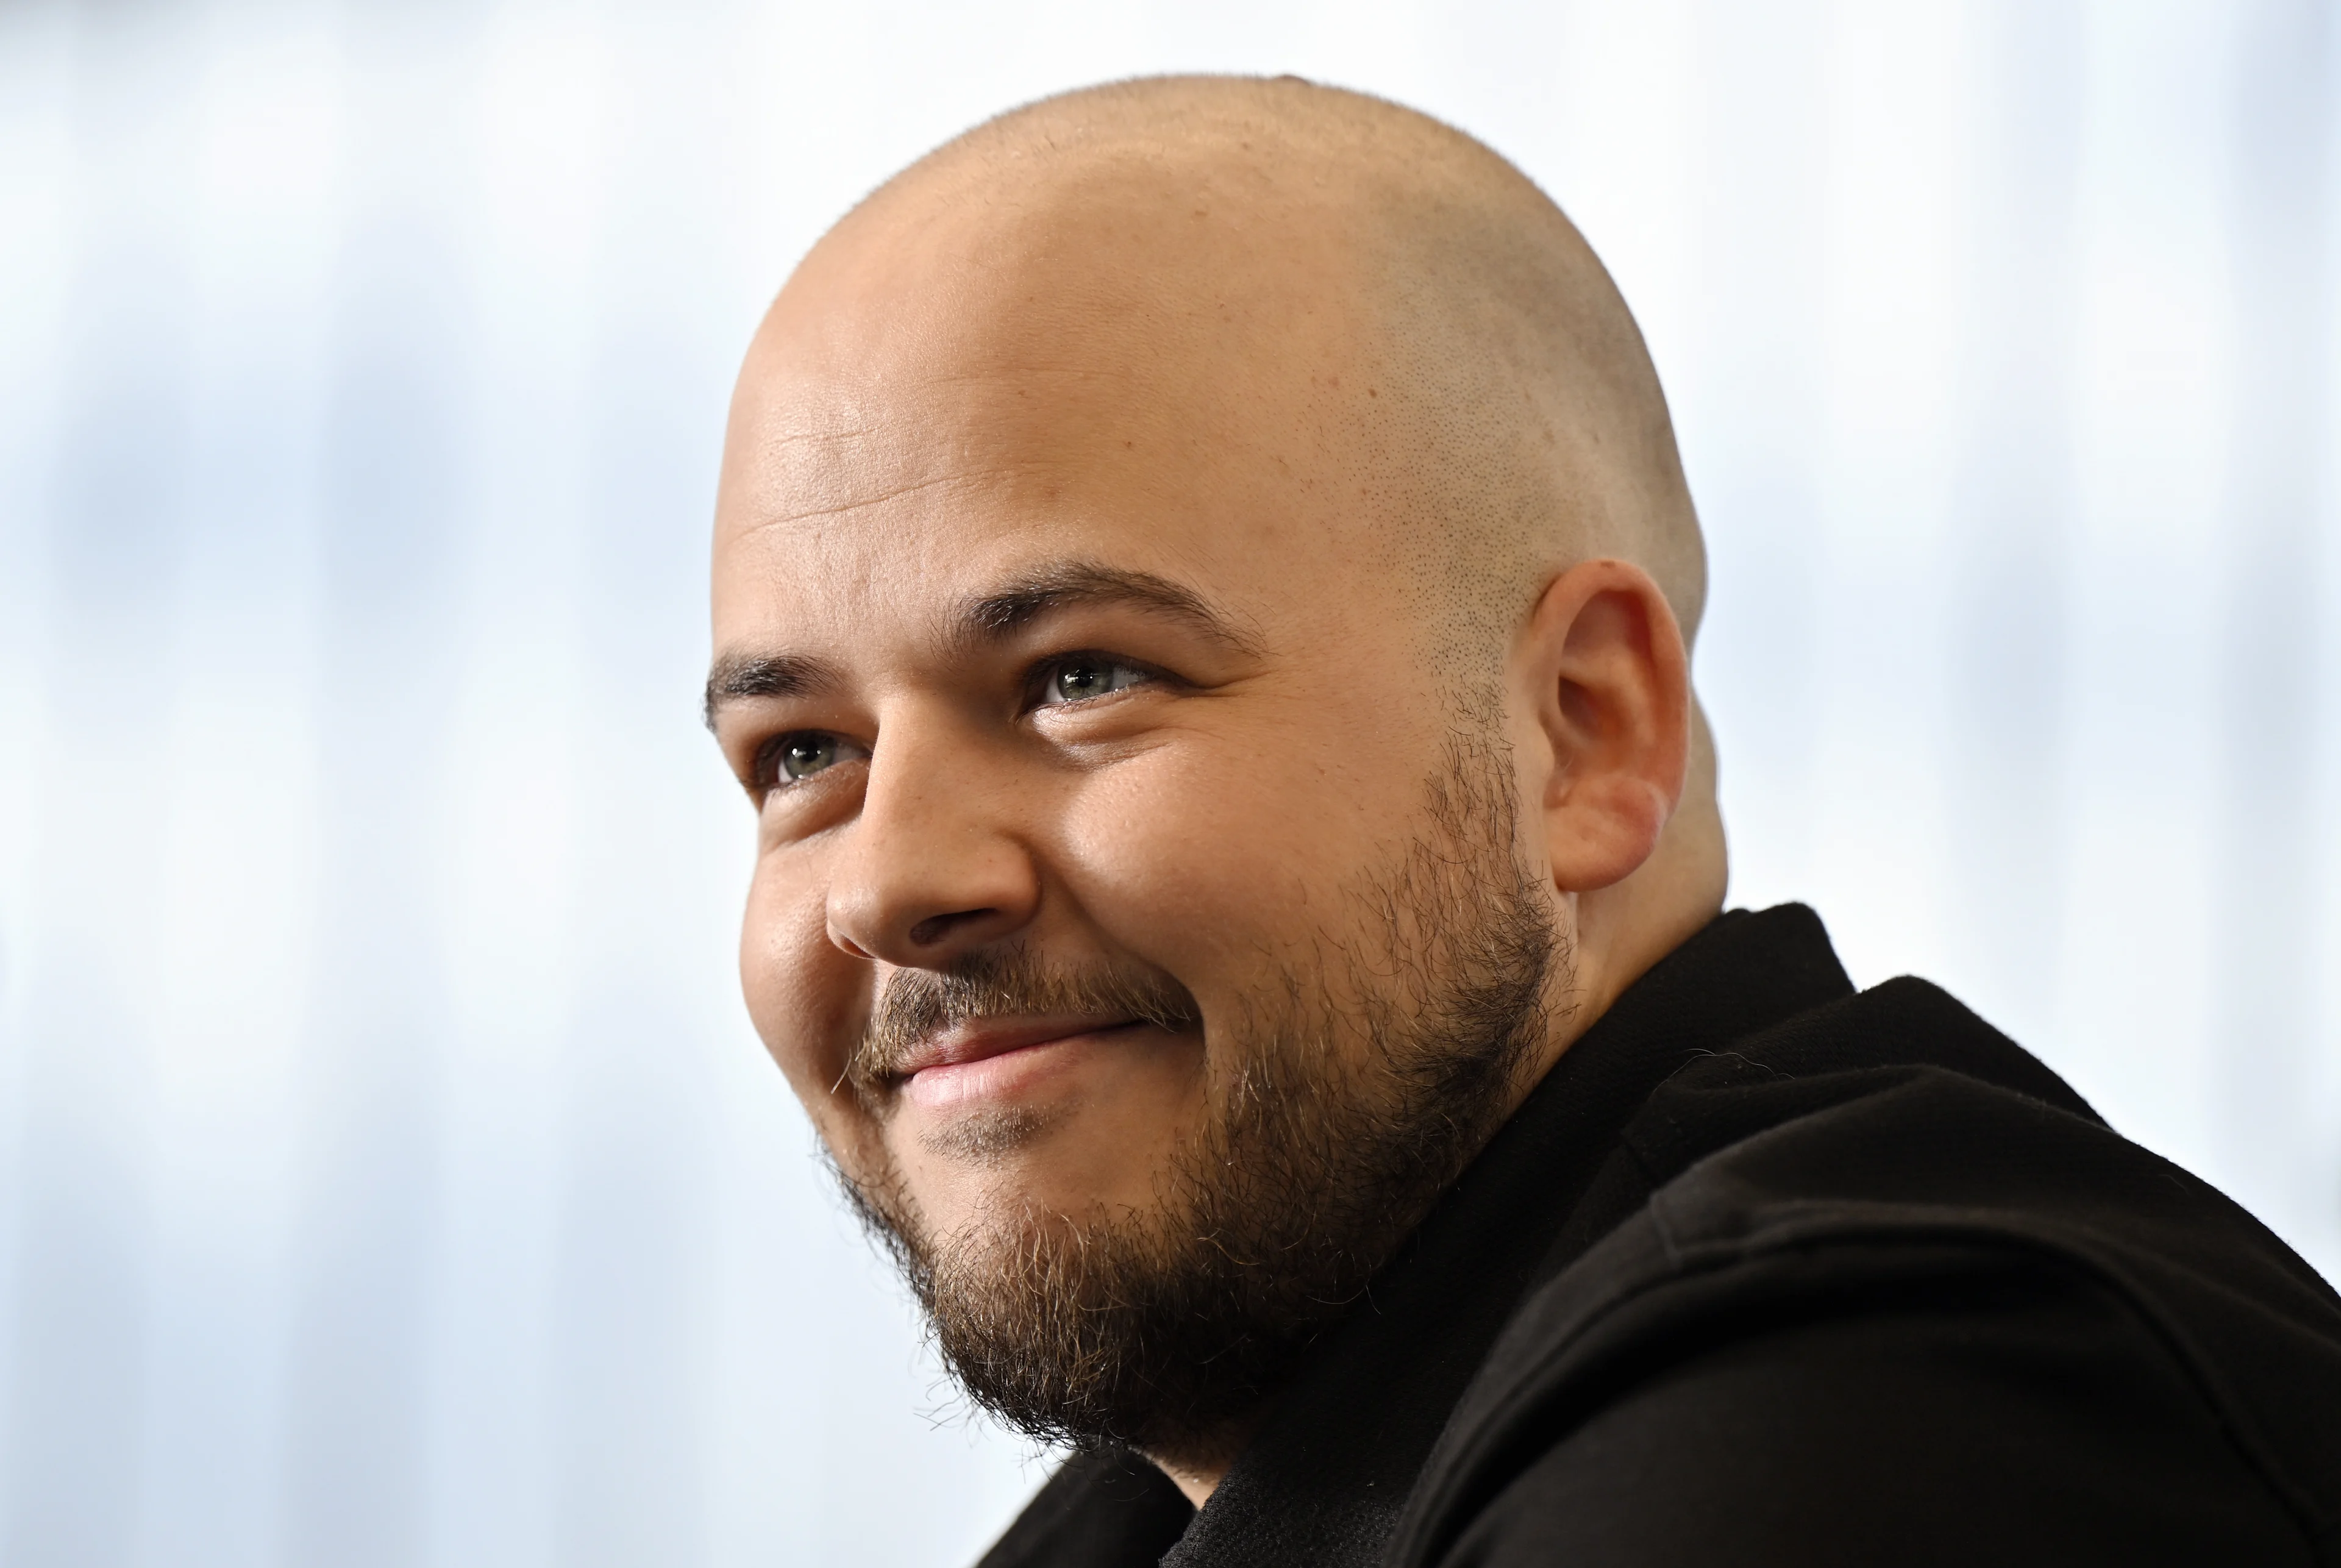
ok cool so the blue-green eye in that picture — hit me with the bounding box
[772,732,847,784]
[1041,658,1152,705]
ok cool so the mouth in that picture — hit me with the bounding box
[888,1014,1153,1111]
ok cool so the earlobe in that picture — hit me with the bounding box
[1517,560,1691,894]
[1545,775,1675,891]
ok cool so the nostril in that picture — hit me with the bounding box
[908,908,994,948]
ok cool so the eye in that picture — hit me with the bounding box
[763,731,863,787]
[1038,656,1154,706]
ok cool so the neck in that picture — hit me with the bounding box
[1147,1453,1230,1509]
[1536,775,1727,1080]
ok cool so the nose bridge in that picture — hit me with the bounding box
[825,700,1038,966]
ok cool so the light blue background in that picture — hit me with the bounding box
[2,2,2336,1563]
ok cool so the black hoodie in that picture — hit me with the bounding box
[977,905,2341,1567]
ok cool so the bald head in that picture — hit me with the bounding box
[739,74,1705,679]
[716,78,1725,1484]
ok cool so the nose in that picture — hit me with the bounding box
[824,718,1041,970]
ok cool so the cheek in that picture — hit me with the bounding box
[739,847,864,1107]
[1052,704,1429,982]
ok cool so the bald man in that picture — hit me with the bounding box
[707,77,2341,1567]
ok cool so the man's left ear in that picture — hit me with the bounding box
[1514,558,1691,893]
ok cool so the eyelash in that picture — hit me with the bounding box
[754,652,1164,793]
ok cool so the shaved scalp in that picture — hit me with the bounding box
[724,75,1731,1474]
[836,74,1707,674]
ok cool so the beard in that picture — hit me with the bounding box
[825,725,1567,1465]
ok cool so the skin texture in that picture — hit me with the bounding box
[708,76,1728,1505]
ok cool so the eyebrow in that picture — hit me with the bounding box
[702,650,839,731]
[703,560,1257,731]
[955,561,1260,655]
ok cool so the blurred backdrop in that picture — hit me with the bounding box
[2,1,2337,1563]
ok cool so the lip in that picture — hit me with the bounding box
[890,1013,1142,1079]
[890,1014,1149,1114]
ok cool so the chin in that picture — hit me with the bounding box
[906,1141,1171,1238]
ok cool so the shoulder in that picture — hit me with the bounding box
[1391,985,2341,1567]
[1420,1249,2319,1566]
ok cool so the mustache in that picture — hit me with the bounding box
[848,947,1202,1090]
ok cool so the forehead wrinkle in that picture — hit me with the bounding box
[729,464,1043,539]
[730,392,1149,551]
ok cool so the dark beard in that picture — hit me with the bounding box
[828,727,1566,1464]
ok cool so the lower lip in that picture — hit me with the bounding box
[899,1030,1123,1113]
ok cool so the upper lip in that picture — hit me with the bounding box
[889,1014,1141,1078]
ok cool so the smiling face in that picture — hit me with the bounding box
[709,80,1716,1482]
[710,154,1578,1458]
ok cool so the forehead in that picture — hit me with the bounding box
[713,160,1410,649]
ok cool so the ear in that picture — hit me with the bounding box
[1513,558,1691,893]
